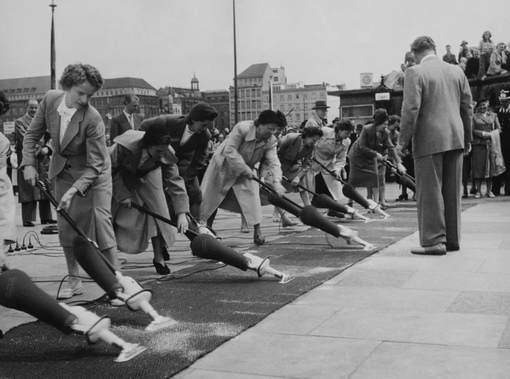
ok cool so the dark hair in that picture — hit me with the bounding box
[410,36,436,55]
[373,108,389,125]
[0,90,10,115]
[482,31,492,42]
[123,93,138,105]
[139,118,171,148]
[334,119,355,133]
[254,109,278,126]
[59,63,104,91]
[388,115,400,125]
[301,126,324,138]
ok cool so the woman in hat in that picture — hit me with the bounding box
[109,122,189,275]
[347,109,406,208]
[22,63,119,299]
[200,110,285,245]
[471,98,504,198]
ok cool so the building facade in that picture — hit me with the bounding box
[202,89,230,131]
[91,77,159,122]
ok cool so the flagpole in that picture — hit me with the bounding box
[49,1,57,90]
[233,0,238,125]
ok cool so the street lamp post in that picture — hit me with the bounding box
[49,0,57,90]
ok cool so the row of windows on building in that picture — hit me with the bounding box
[95,88,155,97]
[238,78,263,86]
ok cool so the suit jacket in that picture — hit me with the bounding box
[277,132,313,180]
[109,112,143,145]
[140,115,211,181]
[21,90,111,195]
[399,55,473,158]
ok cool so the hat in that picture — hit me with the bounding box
[460,40,468,46]
[188,102,218,121]
[141,116,170,146]
[499,90,510,102]
[312,100,330,110]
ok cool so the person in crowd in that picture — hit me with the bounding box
[458,40,471,62]
[305,101,329,128]
[493,90,510,196]
[109,94,143,145]
[22,63,119,299]
[258,110,296,229]
[348,109,405,209]
[404,51,415,68]
[200,110,285,246]
[465,49,480,79]
[307,119,358,217]
[478,30,495,80]
[487,42,508,77]
[109,122,189,275]
[399,36,472,256]
[459,57,468,72]
[442,44,458,64]
[388,115,400,146]
[471,98,504,198]
[14,99,56,227]
[140,103,217,220]
[275,125,323,214]
[0,91,15,270]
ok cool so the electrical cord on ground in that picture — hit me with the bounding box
[156,263,228,282]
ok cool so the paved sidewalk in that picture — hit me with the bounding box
[175,197,510,379]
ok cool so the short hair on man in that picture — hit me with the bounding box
[123,93,138,105]
[410,36,436,54]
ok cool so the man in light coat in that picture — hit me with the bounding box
[399,36,472,255]
[200,110,285,245]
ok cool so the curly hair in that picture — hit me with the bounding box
[59,63,104,91]
[334,118,355,133]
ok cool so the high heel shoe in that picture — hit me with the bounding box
[153,259,170,275]
[254,233,265,246]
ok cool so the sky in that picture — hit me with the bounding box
[1,0,508,94]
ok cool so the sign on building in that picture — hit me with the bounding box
[3,121,15,134]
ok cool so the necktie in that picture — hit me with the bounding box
[129,114,134,128]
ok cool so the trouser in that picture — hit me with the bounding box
[414,150,462,247]
[21,199,53,223]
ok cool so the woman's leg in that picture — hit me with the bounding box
[62,246,81,288]
[300,191,311,206]
[486,179,494,197]
[101,246,120,271]
[253,223,265,245]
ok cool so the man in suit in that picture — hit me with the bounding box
[399,36,472,255]
[140,102,217,220]
[109,94,143,145]
[305,101,329,128]
[442,44,458,65]
[14,99,56,226]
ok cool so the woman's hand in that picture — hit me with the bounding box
[23,166,38,186]
[375,153,384,161]
[273,182,286,197]
[396,163,407,174]
[57,187,79,212]
[176,213,189,234]
[120,198,132,208]
[291,176,301,187]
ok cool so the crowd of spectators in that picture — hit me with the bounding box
[403,30,509,81]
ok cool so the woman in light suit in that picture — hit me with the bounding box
[22,64,118,299]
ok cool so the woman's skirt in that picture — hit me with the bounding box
[55,170,116,250]
[471,144,489,179]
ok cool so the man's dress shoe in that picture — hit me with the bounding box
[411,243,447,256]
